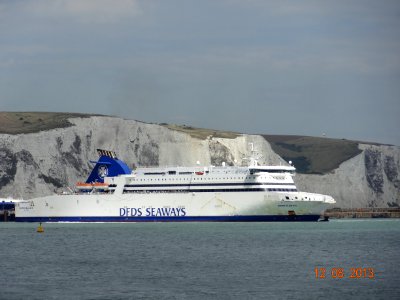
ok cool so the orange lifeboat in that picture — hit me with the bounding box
[92,182,109,190]
[76,182,92,190]
[76,182,109,191]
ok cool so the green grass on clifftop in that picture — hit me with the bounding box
[161,124,240,139]
[263,135,362,174]
[0,112,97,134]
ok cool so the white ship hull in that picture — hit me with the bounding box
[15,148,336,222]
[16,191,332,222]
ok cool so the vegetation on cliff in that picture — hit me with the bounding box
[263,135,362,174]
[0,112,97,134]
[161,124,240,140]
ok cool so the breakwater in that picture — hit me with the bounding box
[0,209,15,222]
[324,207,400,218]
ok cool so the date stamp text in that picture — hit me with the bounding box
[314,267,375,279]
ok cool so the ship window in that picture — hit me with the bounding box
[144,172,165,175]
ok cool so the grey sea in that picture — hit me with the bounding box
[0,220,399,300]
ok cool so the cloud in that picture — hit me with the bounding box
[1,0,399,145]
[23,0,142,23]
[63,0,141,22]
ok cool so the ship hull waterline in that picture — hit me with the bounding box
[15,215,321,222]
[15,192,330,222]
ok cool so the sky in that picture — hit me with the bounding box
[0,0,399,145]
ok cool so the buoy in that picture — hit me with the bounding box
[37,222,44,233]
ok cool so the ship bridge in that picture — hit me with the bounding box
[249,166,296,174]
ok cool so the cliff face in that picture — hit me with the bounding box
[0,115,399,208]
[0,116,284,199]
[295,144,400,208]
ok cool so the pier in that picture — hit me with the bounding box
[324,207,400,219]
[0,209,15,222]
[0,202,16,222]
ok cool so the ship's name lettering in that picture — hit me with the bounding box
[119,207,186,217]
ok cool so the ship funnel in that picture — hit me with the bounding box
[85,149,132,183]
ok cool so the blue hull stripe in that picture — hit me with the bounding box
[15,215,321,222]
[122,188,297,193]
[124,182,296,188]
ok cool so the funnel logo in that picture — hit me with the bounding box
[98,165,108,178]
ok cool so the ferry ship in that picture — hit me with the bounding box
[15,148,335,222]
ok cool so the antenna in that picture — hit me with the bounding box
[243,142,262,166]
[249,142,254,152]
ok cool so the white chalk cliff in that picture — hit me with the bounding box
[0,116,399,208]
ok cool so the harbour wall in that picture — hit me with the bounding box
[324,207,400,218]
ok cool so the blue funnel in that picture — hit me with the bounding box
[85,149,132,183]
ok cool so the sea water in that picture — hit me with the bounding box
[0,220,399,300]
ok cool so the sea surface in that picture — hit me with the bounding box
[0,220,399,300]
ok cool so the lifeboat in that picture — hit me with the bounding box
[76,182,109,191]
[76,182,92,190]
